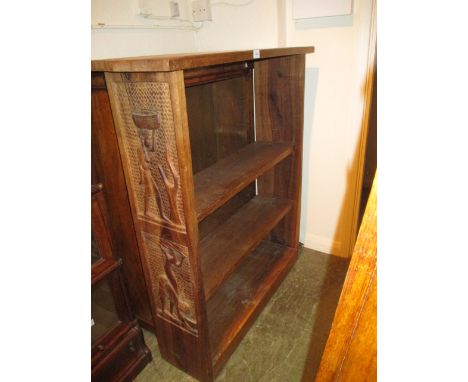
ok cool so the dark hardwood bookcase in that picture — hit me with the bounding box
[91,47,314,382]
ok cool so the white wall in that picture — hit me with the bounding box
[91,28,195,59]
[195,0,279,51]
[91,0,197,58]
[284,0,375,255]
[91,0,374,256]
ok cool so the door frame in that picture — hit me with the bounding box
[344,0,377,257]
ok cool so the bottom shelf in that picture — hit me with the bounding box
[206,240,298,374]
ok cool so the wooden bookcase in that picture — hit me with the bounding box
[91,47,314,382]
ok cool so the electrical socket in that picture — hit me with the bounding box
[169,1,180,17]
[136,0,152,16]
[192,0,212,22]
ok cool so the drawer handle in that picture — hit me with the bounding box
[91,183,103,195]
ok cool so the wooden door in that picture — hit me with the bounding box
[310,175,377,381]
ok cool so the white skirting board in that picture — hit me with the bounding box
[302,233,342,257]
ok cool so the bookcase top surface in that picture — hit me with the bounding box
[91,46,314,72]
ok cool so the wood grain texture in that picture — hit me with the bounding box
[194,142,293,221]
[166,69,214,382]
[92,325,151,382]
[91,184,152,382]
[185,70,254,174]
[312,175,377,382]
[93,49,312,381]
[197,187,254,241]
[206,240,298,375]
[92,47,314,72]
[106,71,197,330]
[91,187,121,286]
[105,70,213,382]
[186,66,257,256]
[184,61,252,87]
[92,74,154,328]
[346,0,377,258]
[255,54,306,248]
[91,190,133,326]
[200,195,292,300]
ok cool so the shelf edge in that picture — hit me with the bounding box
[195,142,294,222]
[202,196,293,300]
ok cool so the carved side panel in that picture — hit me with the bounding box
[106,73,198,335]
[114,79,186,231]
[141,232,197,333]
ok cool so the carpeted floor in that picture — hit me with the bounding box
[135,247,349,382]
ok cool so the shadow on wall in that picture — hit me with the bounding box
[299,119,363,381]
[300,59,377,381]
[334,56,377,259]
[300,61,365,257]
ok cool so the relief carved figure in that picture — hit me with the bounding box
[116,78,195,335]
[132,108,182,227]
[158,239,197,332]
[132,110,160,152]
[137,146,182,226]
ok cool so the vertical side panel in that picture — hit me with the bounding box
[105,71,213,381]
[91,73,154,328]
[254,55,306,248]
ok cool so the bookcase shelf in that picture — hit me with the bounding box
[207,240,296,372]
[200,195,292,300]
[194,142,293,221]
[92,46,313,382]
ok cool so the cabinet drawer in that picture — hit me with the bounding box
[92,327,149,382]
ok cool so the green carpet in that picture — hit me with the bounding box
[135,248,349,382]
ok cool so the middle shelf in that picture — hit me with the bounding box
[200,195,293,300]
[194,141,294,222]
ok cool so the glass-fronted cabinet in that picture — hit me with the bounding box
[91,184,151,381]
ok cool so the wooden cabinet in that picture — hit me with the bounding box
[91,47,314,382]
[91,185,151,381]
